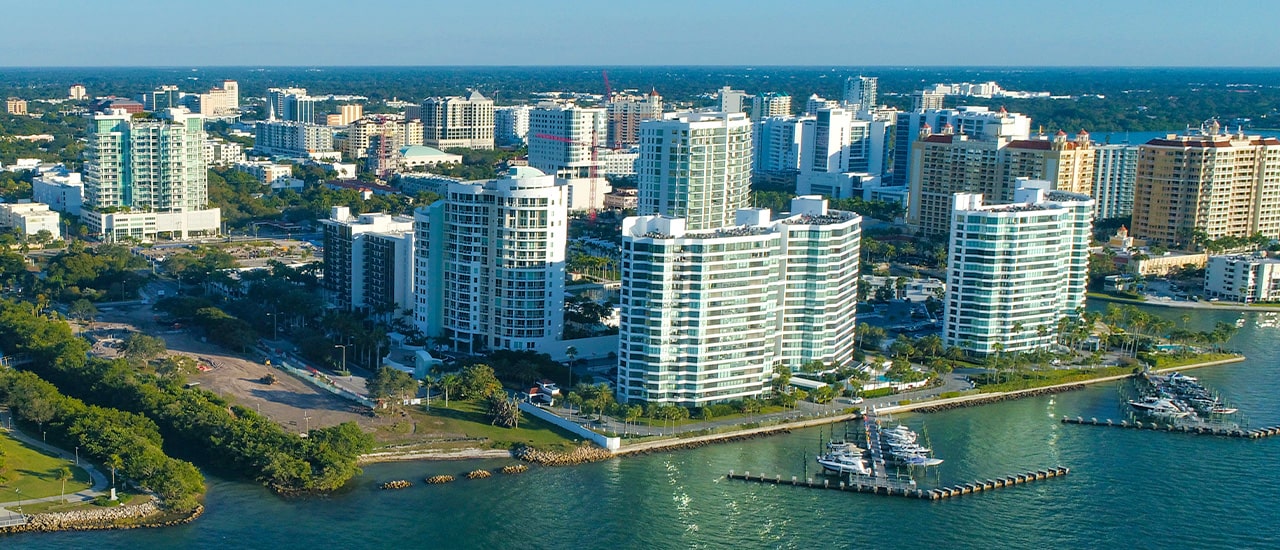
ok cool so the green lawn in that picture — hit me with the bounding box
[1144,352,1241,370]
[974,366,1136,393]
[377,401,578,452]
[0,431,93,501]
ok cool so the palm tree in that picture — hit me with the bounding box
[439,374,462,407]
[57,466,72,502]
[422,375,434,408]
[107,454,122,495]
[564,346,578,386]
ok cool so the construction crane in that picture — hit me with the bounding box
[534,132,603,220]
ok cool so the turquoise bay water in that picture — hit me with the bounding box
[9,307,1280,549]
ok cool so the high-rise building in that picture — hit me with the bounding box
[254,121,337,158]
[83,108,221,241]
[68,84,86,101]
[911,90,945,111]
[944,181,1093,356]
[321,206,416,314]
[753,116,807,176]
[494,105,532,146]
[801,107,853,173]
[637,111,753,231]
[413,167,568,353]
[617,197,861,405]
[528,103,608,178]
[607,90,662,149]
[340,116,423,159]
[1004,130,1096,195]
[907,125,1011,236]
[843,75,877,112]
[282,94,317,124]
[1093,144,1138,220]
[528,103,611,211]
[892,106,1031,186]
[267,87,307,120]
[142,85,181,111]
[718,86,748,113]
[1130,125,1280,249]
[5,98,27,115]
[195,80,238,119]
[804,95,839,116]
[421,91,495,150]
[751,92,791,120]
[333,104,364,126]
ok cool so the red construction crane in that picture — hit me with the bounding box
[534,132,603,219]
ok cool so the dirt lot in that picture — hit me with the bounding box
[90,303,385,435]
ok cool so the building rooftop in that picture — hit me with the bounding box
[398,145,453,158]
[780,210,859,226]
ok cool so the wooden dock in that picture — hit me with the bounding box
[725,467,1070,500]
[1060,416,1280,439]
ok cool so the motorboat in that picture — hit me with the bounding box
[1128,397,1190,418]
[817,452,870,475]
[827,440,863,454]
[885,453,943,467]
[1210,406,1238,415]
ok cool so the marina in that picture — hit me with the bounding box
[726,467,1070,501]
[1059,416,1280,438]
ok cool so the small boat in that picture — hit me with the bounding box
[886,453,944,467]
[1210,406,1238,415]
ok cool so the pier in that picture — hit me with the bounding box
[725,467,1070,500]
[1060,416,1280,439]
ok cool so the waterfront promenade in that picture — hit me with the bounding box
[0,423,109,517]
[610,355,1246,456]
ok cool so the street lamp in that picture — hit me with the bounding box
[334,344,347,375]
[75,445,79,466]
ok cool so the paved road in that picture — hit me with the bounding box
[0,423,109,516]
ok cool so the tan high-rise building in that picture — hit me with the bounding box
[607,90,662,148]
[69,84,87,101]
[1131,125,1280,249]
[421,90,494,150]
[1005,130,1096,195]
[341,116,423,159]
[6,98,27,115]
[907,124,1012,236]
[337,104,363,126]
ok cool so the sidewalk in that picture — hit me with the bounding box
[0,424,109,515]
[546,370,973,439]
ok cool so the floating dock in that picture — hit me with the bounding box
[725,467,1069,500]
[1060,416,1280,439]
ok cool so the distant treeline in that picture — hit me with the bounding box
[3,67,1280,132]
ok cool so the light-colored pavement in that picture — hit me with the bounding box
[0,423,109,516]
[550,370,975,438]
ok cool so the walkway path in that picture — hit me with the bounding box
[0,424,109,516]
[1090,293,1280,313]
[548,370,975,439]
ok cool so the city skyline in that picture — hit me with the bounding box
[5,0,1280,67]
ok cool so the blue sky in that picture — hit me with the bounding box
[6,0,1280,67]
